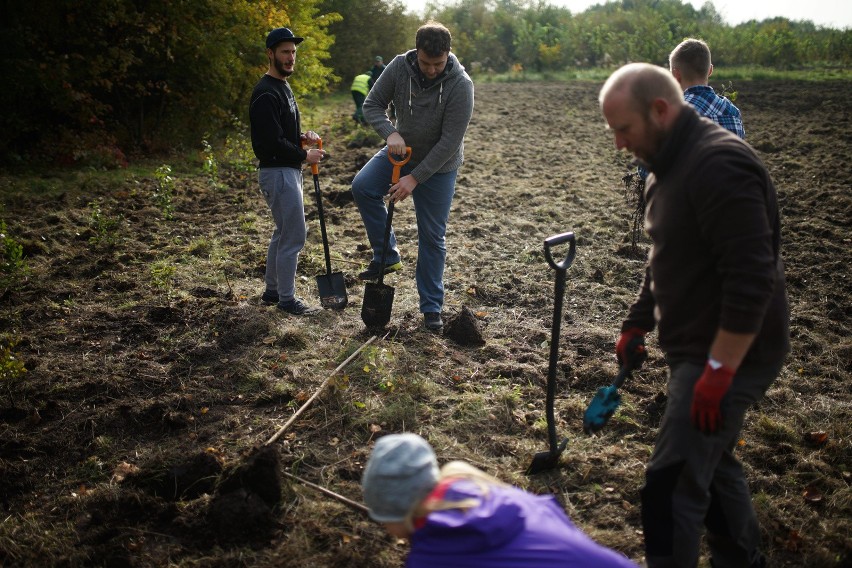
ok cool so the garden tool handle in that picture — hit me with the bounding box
[388,147,412,184]
[311,138,322,175]
[302,137,327,176]
[544,232,577,272]
[615,338,647,387]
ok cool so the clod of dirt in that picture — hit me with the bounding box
[209,444,283,544]
[215,444,282,510]
[444,305,486,346]
[147,305,182,325]
[208,487,277,544]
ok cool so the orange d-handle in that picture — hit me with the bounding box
[301,137,323,175]
[388,147,412,184]
[302,138,325,176]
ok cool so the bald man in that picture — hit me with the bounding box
[600,63,789,568]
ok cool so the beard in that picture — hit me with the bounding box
[635,116,667,164]
[274,57,293,77]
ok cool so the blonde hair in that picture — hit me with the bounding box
[401,461,508,533]
[670,38,712,83]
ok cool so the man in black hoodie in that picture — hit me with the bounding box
[600,63,789,568]
[249,27,325,315]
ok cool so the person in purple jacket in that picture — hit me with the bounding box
[361,433,638,567]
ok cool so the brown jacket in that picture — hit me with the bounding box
[623,109,790,366]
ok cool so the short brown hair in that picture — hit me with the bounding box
[415,21,452,57]
[669,38,712,83]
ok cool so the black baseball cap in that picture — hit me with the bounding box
[266,27,304,49]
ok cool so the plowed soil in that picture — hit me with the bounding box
[1,79,849,567]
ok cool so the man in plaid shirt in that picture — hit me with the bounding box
[669,38,745,139]
[636,38,744,181]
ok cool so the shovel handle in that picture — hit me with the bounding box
[544,232,576,272]
[302,137,324,176]
[388,147,412,184]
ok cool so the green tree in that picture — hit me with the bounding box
[0,0,336,165]
[320,0,417,89]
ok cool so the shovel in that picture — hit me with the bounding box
[361,147,412,328]
[582,338,647,434]
[526,231,577,475]
[307,138,347,310]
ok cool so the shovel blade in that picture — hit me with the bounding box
[317,272,348,310]
[361,282,394,328]
[525,438,568,475]
[583,386,621,434]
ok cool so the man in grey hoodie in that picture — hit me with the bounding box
[352,21,474,332]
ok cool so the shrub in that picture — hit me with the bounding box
[0,220,27,297]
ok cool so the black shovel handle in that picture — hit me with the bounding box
[543,231,575,456]
[377,199,394,287]
[305,138,334,276]
[374,148,409,286]
[544,231,576,272]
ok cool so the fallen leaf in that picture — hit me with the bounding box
[784,529,803,551]
[111,461,140,483]
[370,424,382,433]
[804,431,828,446]
[803,486,823,503]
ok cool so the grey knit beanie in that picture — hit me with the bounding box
[361,433,440,522]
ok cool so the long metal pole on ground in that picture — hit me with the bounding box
[264,335,378,447]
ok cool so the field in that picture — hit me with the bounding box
[1,79,849,567]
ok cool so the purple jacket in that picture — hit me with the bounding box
[406,479,638,568]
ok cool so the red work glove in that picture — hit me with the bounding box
[691,359,735,434]
[616,327,647,368]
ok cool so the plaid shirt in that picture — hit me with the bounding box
[684,85,745,139]
[639,84,746,179]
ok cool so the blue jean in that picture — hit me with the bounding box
[641,360,782,568]
[351,147,457,313]
[259,167,306,303]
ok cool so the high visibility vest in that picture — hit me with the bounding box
[351,74,371,95]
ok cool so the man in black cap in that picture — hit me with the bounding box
[369,55,385,88]
[249,27,325,315]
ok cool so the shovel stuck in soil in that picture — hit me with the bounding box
[361,148,412,328]
[307,138,347,310]
[526,231,576,475]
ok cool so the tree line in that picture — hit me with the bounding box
[1,0,848,167]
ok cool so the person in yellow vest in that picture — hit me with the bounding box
[351,72,372,125]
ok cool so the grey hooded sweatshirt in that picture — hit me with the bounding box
[362,49,474,184]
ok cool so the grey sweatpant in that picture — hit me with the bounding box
[259,167,306,303]
[641,360,782,568]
